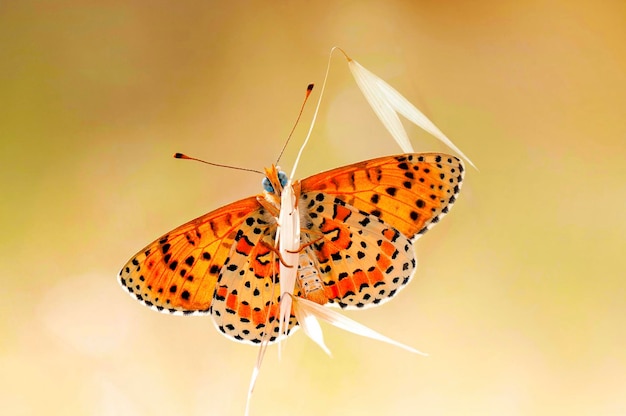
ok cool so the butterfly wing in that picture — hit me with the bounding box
[209,215,300,344]
[118,196,262,314]
[299,153,464,309]
[120,153,463,339]
[118,195,299,343]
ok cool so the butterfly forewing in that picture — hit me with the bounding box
[300,153,464,240]
[118,196,262,314]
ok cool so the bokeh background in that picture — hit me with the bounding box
[1,1,625,415]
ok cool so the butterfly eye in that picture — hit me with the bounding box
[278,171,289,187]
[262,177,274,193]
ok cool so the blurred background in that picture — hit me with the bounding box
[1,1,625,415]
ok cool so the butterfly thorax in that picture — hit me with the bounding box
[259,165,291,216]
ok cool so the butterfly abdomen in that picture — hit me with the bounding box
[297,252,328,305]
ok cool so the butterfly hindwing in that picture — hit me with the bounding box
[210,212,300,344]
[298,199,416,309]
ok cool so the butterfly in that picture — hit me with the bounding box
[118,153,464,344]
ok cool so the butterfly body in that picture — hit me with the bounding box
[119,153,464,344]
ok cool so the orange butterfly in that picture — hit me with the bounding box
[119,153,463,344]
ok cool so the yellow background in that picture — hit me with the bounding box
[1,1,625,415]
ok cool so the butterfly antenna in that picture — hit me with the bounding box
[174,153,264,175]
[275,83,315,166]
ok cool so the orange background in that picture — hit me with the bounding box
[1,1,625,415]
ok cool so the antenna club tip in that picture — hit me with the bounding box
[307,83,314,91]
[174,152,187,159]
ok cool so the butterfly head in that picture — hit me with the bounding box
[262,165,289,195]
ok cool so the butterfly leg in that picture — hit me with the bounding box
[257,240,296,269]
[285,234,324,254]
